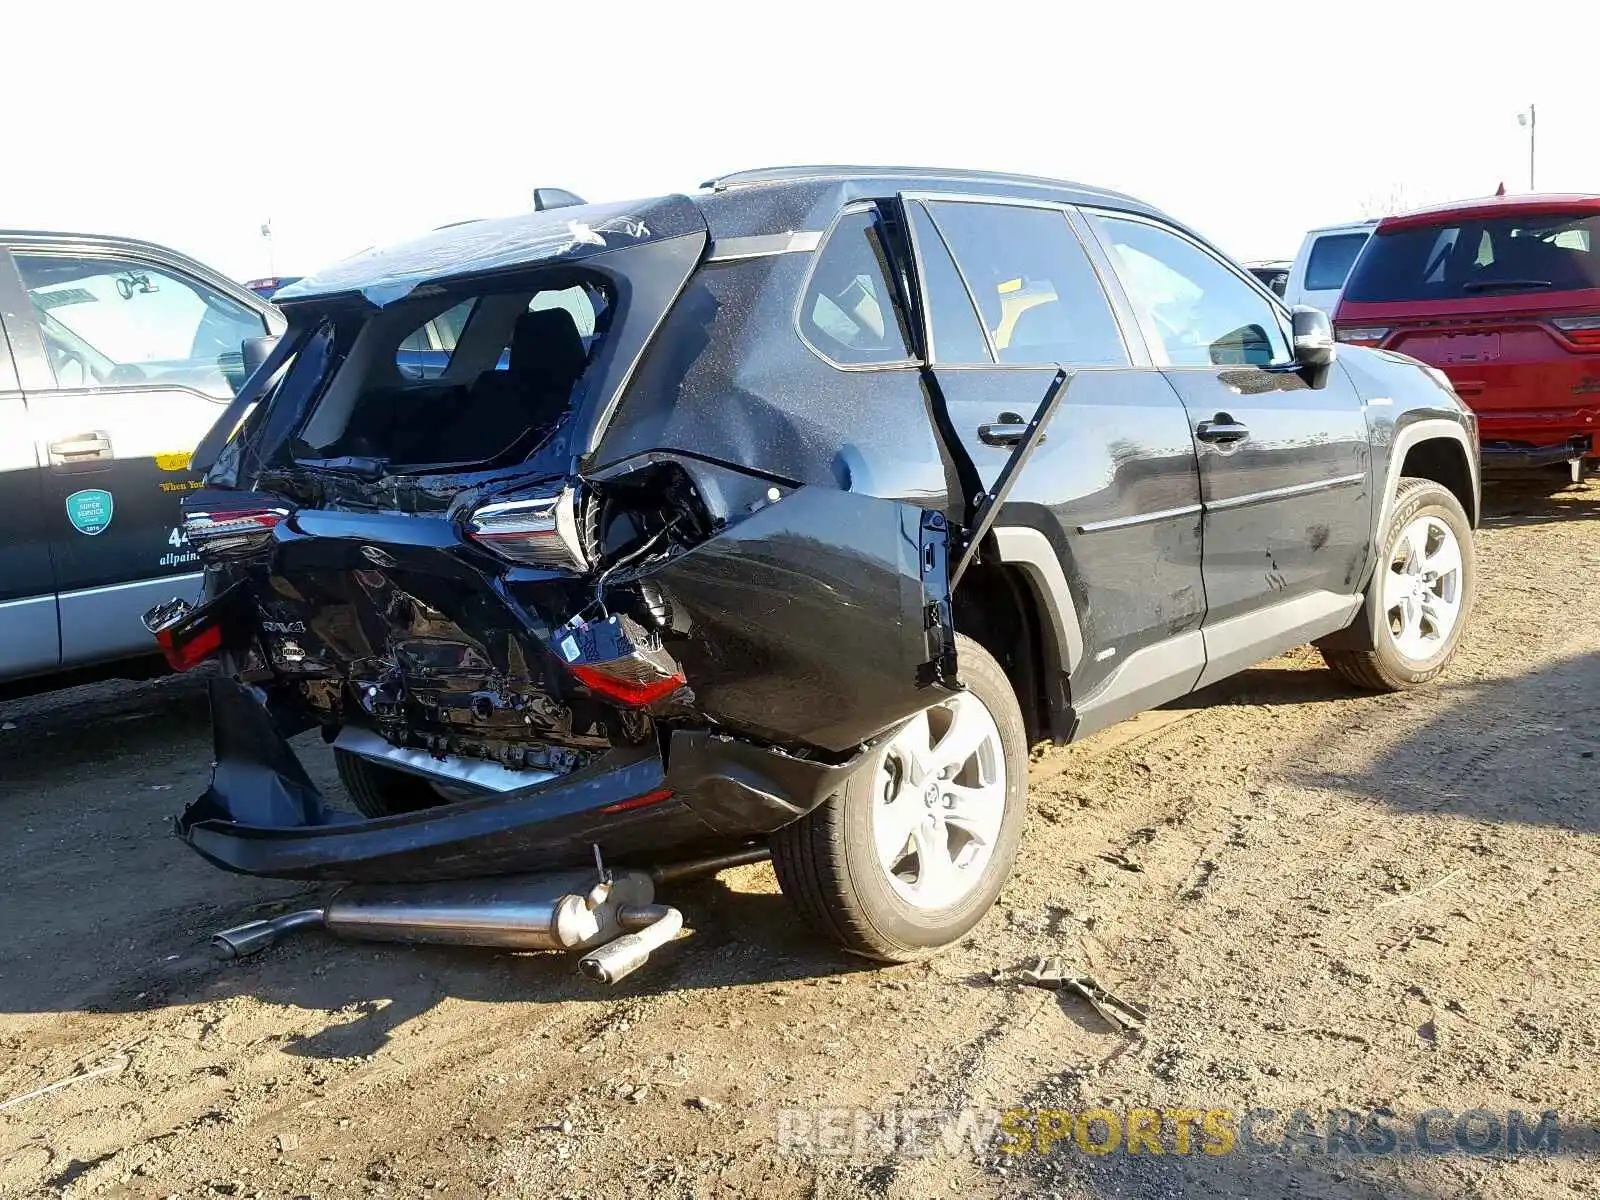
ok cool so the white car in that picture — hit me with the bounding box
[1282,219,1377,312]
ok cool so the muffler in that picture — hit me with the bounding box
[212,868,682,984]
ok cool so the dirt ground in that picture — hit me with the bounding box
[3,481,1598,1200]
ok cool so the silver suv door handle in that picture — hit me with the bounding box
[48,430,114,466]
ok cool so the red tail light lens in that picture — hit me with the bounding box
[466,486,589,571]
[142,598,226,672]
[1551,314,1600,348]
[155,622,223,672]
[1335,325,1392,347]
[556,613,684,707]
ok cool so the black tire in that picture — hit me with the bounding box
[770,634,1028,963]
[1319,476,1476,692]
[334,749,449,818]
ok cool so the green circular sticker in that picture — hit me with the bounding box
[65,488,115,536]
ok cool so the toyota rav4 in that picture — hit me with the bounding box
[148,165,1481,963]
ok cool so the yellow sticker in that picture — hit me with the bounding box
[997,277,1023,294]
[155,452,192,472]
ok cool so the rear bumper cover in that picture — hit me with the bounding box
[179,677,866,882]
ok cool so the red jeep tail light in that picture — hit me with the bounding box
[466,486,589,572]
[556,612,685,707]
[1335,325,1392,347]
[182,504,289,560]
[1551,314,1600,348]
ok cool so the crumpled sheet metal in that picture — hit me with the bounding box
[274,194,706,308]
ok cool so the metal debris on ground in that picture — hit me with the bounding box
[1019,957,1148,1033]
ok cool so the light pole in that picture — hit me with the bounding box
[260,219,277,276]
[1516,105,1536,191]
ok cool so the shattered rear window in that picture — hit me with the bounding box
[290,274,612,471]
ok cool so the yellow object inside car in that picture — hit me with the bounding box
[992,280,1060,351]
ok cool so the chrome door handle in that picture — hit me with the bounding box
[48,430,114,466]
[1196,419,1249,445]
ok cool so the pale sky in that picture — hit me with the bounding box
[8,0,1594,281]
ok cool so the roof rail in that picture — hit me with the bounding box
[701,164,1128,201]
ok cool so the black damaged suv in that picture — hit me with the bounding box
[151,166,1480,963]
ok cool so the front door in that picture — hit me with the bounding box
[4,249,271,666]
[897,195,1206,705]
[1085,214,1374,630]
[0,298,59,680]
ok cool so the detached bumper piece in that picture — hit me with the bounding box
[180,678,865,882]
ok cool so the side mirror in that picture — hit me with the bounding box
[1291,307,1336,368]
[241,334,280,378]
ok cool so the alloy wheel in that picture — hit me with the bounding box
[870,691,1007,910]
[1383,514,1464,663]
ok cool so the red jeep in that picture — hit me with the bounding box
[1335,194,1600,479]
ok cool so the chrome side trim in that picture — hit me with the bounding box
[705,232,822,262]
[1206,473,1365,513]
[1196,590,1362,689]
[334,727,561,795]
[1078,502,1203,533]
[58,572,204,601]
[990,526,1084,672]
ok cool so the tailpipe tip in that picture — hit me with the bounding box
[578,905,684,985]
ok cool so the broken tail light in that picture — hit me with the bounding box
[1551,314,1600,349]
[142,597,224,672]
[181,492,291,560]
[556,613,685,707]
[466,486,589,572]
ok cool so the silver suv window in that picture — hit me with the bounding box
[16,254,267,397]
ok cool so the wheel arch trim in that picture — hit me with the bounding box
[1382,419,1480,532]
[989,526,1084,673]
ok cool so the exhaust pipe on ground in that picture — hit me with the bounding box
[209,847,770,983]
[212,869,679,983]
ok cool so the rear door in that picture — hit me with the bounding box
[899,194,1206,703]
[0,262,59,679]
[6,247,273,666]
[1085,212,1372,644]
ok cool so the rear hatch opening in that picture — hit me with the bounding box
[286,270,613,482]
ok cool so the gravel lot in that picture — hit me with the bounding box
[2,481,1598,1200]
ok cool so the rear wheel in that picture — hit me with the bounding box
[771,634,1028,962]
[1320,476,1475,691]
[334,749,450,818]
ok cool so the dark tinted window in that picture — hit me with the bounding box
[1304,233,1370,292]
[799,209,912,365]
[1094,216,1291,368]
[927,202,1127,367]
[1344,212,1600,302]
[909,202,991,363]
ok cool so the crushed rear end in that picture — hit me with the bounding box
[151,196,955,882]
